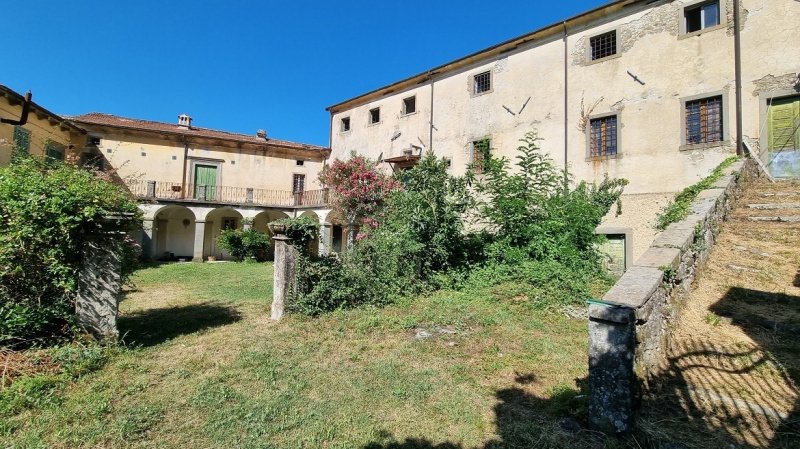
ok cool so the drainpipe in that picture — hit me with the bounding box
[563,21,570,189]
[181,138,189,199]
[733,0,744,157]
[429,70,435,151]
[1,91,32,126]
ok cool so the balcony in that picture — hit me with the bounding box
[128,180,329,208]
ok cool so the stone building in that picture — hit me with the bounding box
[326,0,800,264]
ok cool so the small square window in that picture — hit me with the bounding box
[685,95,723,145]
[685,1,720,33]
[296,160,304,166]
[88,136,101,146]
[341,117,350,132]
[473,71,492,95]
[472,138,491,174]
[589,115,619,157]
[402,96,416,115]
[590,31,617,60]
[222,217,237,230]
[369,108,381,125]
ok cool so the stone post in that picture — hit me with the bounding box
[146,180,156,198]
[141,218,156,260]
[197,184,207,201]
[245,188,254,204]
[271,227,297,321]
[588,302,636,434]
[243,221,252,231]
[319,222,333,256]
[192,220,206,262]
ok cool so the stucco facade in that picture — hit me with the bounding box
[327,0,800,261]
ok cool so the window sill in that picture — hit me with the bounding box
[470,89,493,98]
[339,130,351,135]
[678,23,726,40]
[585,153,621,162]
[368,121,382,127]
[400,111,418,118]
[679,140,730,151]
[585,52,621,66]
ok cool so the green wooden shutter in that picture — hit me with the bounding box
[769,97,800,151]
[45,142,65,162]
[12,126,30,155]
[194,165,217,200]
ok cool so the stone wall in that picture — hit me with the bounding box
[588,158,762,433]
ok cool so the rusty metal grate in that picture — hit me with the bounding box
[473,71,491,94]
[590,115,618,157]
[590,31,617,60]
[686,96,723,145]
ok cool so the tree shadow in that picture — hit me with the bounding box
[118,302,242,347]
[639,286,799,448]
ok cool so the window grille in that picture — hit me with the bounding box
[13,126,30,154]
[589,116,618,157]
[472,139,491,174]
[473,71,491,95]
[402,96,416,115]
[341,117,350,132]
[685,96,723,145]
[45,141,65,162]
[292,174,306,193]
[369,108,380,124]
[685,1,720,33]
[590,31,617,60]
[296,160,304,166]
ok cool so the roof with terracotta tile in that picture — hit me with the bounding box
[70,112,329,154]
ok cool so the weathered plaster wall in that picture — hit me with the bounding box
[0,100,84,166]
[601,192,675,262]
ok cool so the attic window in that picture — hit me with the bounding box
[341,117,351,132]
[88,136,101,146]
[296,160,304,166]
[685,1,720,33]
[402,96,416,115]
[369,107,381,125]
[473,71,492,95]
[590,31,617,60]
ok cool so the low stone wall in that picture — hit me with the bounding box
[588,158,761,434]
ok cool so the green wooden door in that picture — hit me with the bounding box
[194,164,217,200]
[769,96,800,151]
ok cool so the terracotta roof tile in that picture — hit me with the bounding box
[70,112,328,153]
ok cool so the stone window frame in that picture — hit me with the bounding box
[470,70,493,97]
[368,107,381,126]
[401,95,417,116]
[187,157,223,191]
[678,0,728,39]
[340,116,351,133]
[585,111,622,161]
[679,89,730,151]
[585,28,622,65]
[595,226,633,273]
[758,88,800,154]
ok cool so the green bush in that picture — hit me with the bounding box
[275,216,320,249]
[0,157,140,347]
[217,228,272,262]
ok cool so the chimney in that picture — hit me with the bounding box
[178,114,192,128]
[256,129,267,139]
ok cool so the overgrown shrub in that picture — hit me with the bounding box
[275,216,320,249]
[217,228,272,262]
[0,157,140,347]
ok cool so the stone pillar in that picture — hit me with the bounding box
[588,302,636,434]
[245,188,254,203]
[319,222,333,256]
[346,224,359,251]
[142,219,156,260]
[243,221,252,230]
[192,220,206,262]
[196,184,207,201]
[146,180,156,198]
[271,232,297,321]
[76,240,122,340]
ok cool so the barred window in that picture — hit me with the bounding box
[590,31,617,60]
[13,126,30,154]
[472,138,491,174]
[473,71,492,95]
[292,174,306,193]
[45,141,65,162]
[369,108,380,124]
[589,115,618,157]
[686,96,723,145]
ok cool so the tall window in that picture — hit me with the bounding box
[12,126,30,154]
[589,115,619,157]
[402,96,416,115]
[685,1,720,33]
[685,96,723,145]
[590,31,617,60]
[473,71,492,95]
[292,174,306,193]
[341,117,351,132]
[472,138,491,174]
[369,108,381,125]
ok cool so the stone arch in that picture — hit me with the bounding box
[204,207,245,260]
[153,205,197,261]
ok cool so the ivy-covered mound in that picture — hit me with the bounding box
[292,130,628,316]
[0,158,141,347]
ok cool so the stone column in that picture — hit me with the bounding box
[245,188,254,203]
[271,231,297,321]
[76,240,122,340]
[588,302,635,434]
[192,220,206,262]
[243,221,252,230]
[146,180,156,198]
[141,218,156,260]
[319,222,333,256]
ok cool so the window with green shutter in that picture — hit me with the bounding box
[13,126,30,155]
[768,96,800,151]
[45,141,66,162]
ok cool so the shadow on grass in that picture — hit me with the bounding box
[118,302,242,347]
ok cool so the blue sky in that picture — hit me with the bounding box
[4,0,604,146]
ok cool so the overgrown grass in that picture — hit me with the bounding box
[1,262,603,448]
[655,156,739,230]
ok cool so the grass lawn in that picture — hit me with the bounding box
[1,262,598,449]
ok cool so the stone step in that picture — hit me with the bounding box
[748,203,800,210]
[761,192,800,197]
[748,216,800,223]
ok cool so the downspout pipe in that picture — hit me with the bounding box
[181,138,189,199]
[563,21,569,188]
[733,0,744,157]
[1,91,32,126]
[429,70,435,151]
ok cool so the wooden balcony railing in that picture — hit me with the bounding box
[128,180,329,207]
